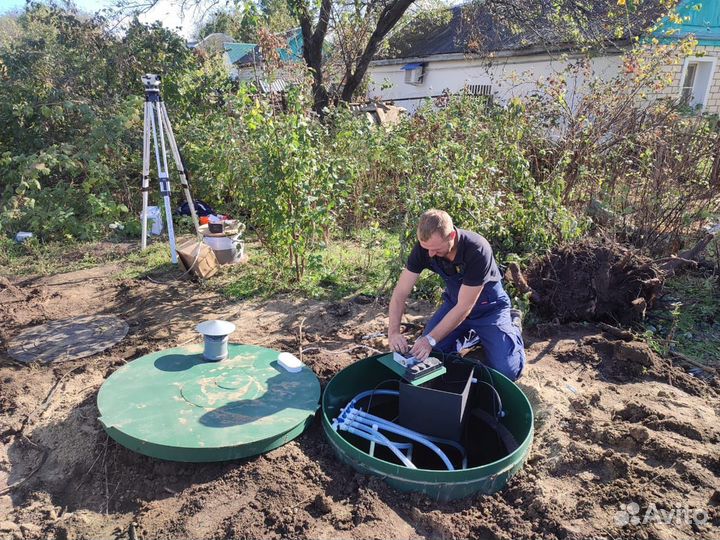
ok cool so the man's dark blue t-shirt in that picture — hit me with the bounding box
[406,228,501,287]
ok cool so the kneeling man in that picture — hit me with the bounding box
[388,209,525,380]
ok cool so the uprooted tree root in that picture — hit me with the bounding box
[510,238,664,324]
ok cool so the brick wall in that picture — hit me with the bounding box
[702,46,720,113]
[650,45,720,113]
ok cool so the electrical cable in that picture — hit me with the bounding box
[476,380,504,418]
[442,350,502,418]
[365,379,400,415]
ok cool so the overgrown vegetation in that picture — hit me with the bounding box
[0,4,215,241]
[224,228,400,300]
[1,4,718,323]
[644,273,720,367]
[521,37,720,255]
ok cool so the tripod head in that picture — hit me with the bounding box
[142,73,161,92]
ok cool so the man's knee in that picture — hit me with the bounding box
[479,323,525,381]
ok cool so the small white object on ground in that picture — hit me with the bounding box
[15,232,33,243]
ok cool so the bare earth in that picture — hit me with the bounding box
[0,257,718,540]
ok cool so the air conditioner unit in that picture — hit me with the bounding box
[403,63,425,86]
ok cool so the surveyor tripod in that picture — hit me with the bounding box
[141,73,201,263]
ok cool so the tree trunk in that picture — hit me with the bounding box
[340,0,415,103]
[294,0,333,113]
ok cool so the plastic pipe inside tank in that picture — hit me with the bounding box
[351,409,468,469]
[344,409,455,470]
[340,424,416,468]
[339,389,467,467]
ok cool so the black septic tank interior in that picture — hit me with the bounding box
[326,354,530,473]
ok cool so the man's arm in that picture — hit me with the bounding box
[410,283,484,360]
[388,269,420,353]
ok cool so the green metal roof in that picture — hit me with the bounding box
[226,28,304,66]
[654,1,720,45]
[224,42,257,64]
[278,27,303,63]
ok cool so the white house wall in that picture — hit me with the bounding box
[367,53,623,113]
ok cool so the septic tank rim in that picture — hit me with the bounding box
[321,355,534,501]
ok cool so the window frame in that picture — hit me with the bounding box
[678,56,717,110]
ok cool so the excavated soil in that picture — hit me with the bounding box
[0,252,719,540]
[525,238,664,324]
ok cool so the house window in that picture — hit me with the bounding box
[679,57,716,110]
[680,63,697,104]
[402,63,425,86]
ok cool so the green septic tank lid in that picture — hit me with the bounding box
[97,343,320,462]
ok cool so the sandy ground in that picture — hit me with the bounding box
[0,257,718,540]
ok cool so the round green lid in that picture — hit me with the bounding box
[97,343,320,462]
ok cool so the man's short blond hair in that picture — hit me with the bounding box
[417,209,454,241]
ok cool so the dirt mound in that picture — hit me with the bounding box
[523,238,664,324]
[556,334,717,398]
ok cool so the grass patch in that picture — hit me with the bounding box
[0,236,132,277]
[115,241,178,280]
[644,273,720,368]
[224,229,404,301]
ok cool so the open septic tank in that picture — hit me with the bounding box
[97,339,532,500]
[322,354,534,501]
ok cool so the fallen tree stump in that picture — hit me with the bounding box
[506,238,664,324]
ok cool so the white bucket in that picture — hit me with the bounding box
[203,235,244,264]
[141,206,163,235]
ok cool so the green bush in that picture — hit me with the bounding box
[2,4,717,300]
[348,95,585,263]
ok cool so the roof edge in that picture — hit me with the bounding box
[372,40,631,66]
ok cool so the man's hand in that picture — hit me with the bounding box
[388,332,409,354]
[410,336,433,361]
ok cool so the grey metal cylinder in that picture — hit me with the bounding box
[195,320,236,361]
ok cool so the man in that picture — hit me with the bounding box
[387,209,525,380]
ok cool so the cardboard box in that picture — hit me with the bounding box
[176,239,219,279]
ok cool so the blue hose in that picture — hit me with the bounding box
[344,409,455,470]
[339,424,416,469]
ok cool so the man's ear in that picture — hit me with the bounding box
[448,230,456,240]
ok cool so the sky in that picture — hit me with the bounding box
[0,0,200,38]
